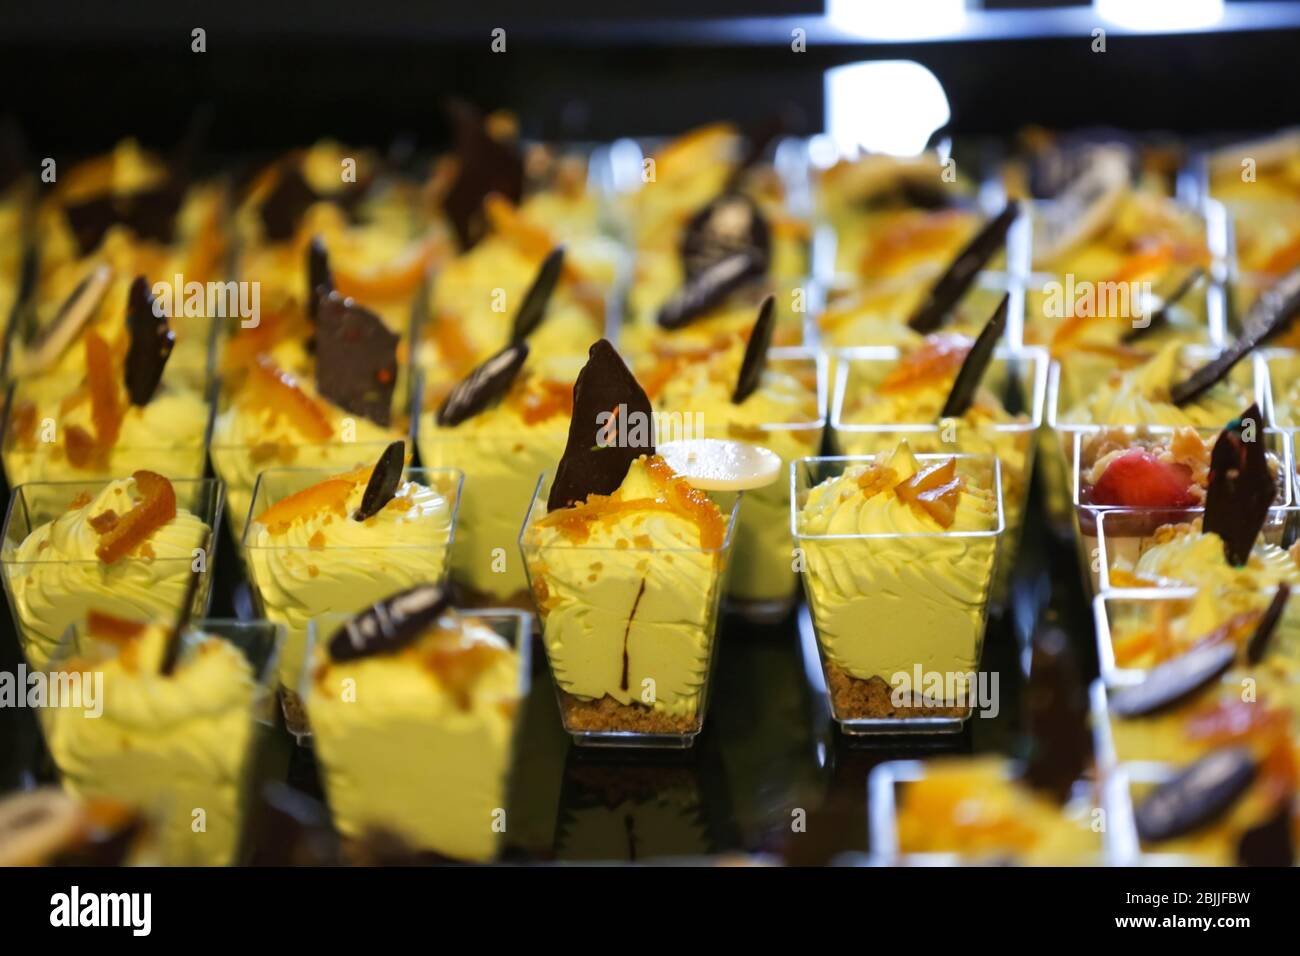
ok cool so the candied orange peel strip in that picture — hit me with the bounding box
[63,330,125,470]
[245,355,334,442]
[893,458,964,528]
[94,470,177,564]
[334,238,435,301]
[879,335,972,394]
[87,609,146,643]
[254,478,354,534]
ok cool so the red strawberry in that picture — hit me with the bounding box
[1089,450,1196,508]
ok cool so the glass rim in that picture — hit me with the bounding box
[830,344,1047,435]
[790,452,1005,540]
[241,465,463,552]
[518,470,742,555]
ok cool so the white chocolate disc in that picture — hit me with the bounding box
[657,439,782,491]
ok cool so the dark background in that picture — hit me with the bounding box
[3,1,1299,160]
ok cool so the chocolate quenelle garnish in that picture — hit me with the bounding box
[510,246,565,344]
[123,275,176,406]
[315,292,399,427]
[547,338,654,512]
[939,292,1009,418]
[656,253,765,330]
[1134,747,1256,843]
[1202,403,1273,567]
[1170,264,1300,406]
[327,584,452,662]
[907,201,1018,334]
[353,440,407,521]
[732,294,776,404]
[1246,583,1290,665]
[1107,641,1236,718]
[436,341,529,427]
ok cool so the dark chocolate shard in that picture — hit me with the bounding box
[327,584,451,662]
[724,114,785,193]
[307,236,334,324]
[510,247,565,344]
[1108,641,1236,718]
[907,202,1018,334]
[1203,404,1273,566]
[259,161,319,242]
[939,292,1009,418]
[681,191,771,282]
[64,180,185,254]
[732,294,776,404]
[1246,584,1290,665]
[436,342,529,427]
[443,98,524,250]
[1171,266,1300,406]
[1235,797,1295,866]
[656,252,764,330]
[547,339,655,512]
[1121,266,1204,345]
[123,275,175,406]
[315,294,399,427]
[1023,625,1092,803]
[1134,748,1256,843]
[353,440,406,522]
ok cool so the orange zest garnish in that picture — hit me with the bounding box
[856,464,898,499]
[245,356,334,442]
[334,239,434,301]
[858,209,972,279]
[1184,698,1290,747]
[644,454,725,550]
[878,335,971,394]
[516,378,574,425]
[88,509,119,533]
[86,330,124,450]
[220,299,308,373]
[94,471,177,565]
[894,458,963,528]
[87,610,146,643]
[254,478,354,534]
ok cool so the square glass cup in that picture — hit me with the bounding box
[1,347,218,489]
[0,476,224,670]
[37,617,281,866]
[304,608,531,862]
[831,344,1045,606]
[1072,425,1293,595]
[1103,762,1240,867]
[241,465,461,697]
[792,453,1004,735]
[1095,505,1298,595]
[867,758,1104,866]
[519,472,740,749]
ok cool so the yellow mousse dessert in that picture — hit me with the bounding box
[3,279,210,486]
[4,471,211,670]
[895,757,1099,863]
[41,612,262,866]
[244,447,455,690]
[308,587,522,862]
[796,442,1001,720]
[1107,518,1300,594]
[524,455,731,736]
[642,320,822,606]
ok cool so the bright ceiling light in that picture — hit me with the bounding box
[1094,0,1224,32]
[827,0,967,41]
[824,60,951,158]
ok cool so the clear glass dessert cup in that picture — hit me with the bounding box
[1,358,219,488]
[1043,345,1267,534]
[416,415,569,608]
[0,477,224,670]
[1072,425,1293,595]
[303,607,531,862]
[37,617,282,866]
[1094,504,1298,595]
[241,464,462,705]
[830,345,1045,607]
[1102,761,1238,867]
[519,472,740,749]
[793,454,1004,735]
[209,366,421,544]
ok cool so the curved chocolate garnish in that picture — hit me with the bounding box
[307,236,334,324]
[316,294,399,427]
[327,584,451,662]
[19,262,111,374]
[259,161,319,242]
[680,192,771,282]
[656,253,764,330]
[732,294,776,404]
[1134,748,1256,843]
[1246,583,1290,665]
[1023,625,1092,803]
[444,98,524,250]
[908,202,1018,334]
[1236,797,1294,866]
[939,292,1009,418]
[124,275,175,406]
[510,247,565,344]
[1121,267,1204,345]
[436,342,529,427]
[1171,266,1300,406]
[1108,641,1236,718]
[353,440,406,521]
[547,339,654,512]
[1203,404,1273,566]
